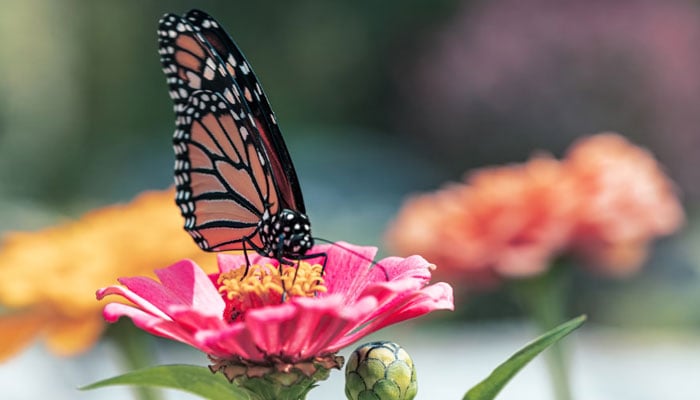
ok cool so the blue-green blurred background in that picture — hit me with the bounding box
[1,1,700,397]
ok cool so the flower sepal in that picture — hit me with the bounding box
[210,354,345,400]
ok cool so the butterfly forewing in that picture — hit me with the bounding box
[183,9,305,213]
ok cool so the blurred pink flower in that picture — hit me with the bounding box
[97,242,453,369]
[565,133,685,275]
[386,132,684,286]
[386,155,576,286]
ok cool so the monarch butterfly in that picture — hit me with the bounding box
[157,9,319,265]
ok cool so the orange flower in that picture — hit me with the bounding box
[565,133,684,275]
[386,155,577,284]
[385,132,684,285]
[0,188,219,361]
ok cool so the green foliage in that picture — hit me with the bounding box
[463,315,586,400]
[81,364,251,400]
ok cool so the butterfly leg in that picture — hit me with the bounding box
[293,252,327,297]
[296,252,327,274]
[241,241,253,278]
[273,234,293,296]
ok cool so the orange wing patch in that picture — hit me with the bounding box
[175,90,277,251]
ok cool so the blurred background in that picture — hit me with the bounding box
[1,0,699,398]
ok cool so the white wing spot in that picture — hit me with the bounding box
[185,71,202,89]
[203,66,215,81]
[224,88,235,104]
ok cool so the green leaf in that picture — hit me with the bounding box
[463,315,586,400]
[81,364,251,400]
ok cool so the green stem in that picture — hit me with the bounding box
[106,320,164,400]
[511,262,573,400]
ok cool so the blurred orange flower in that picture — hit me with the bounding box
[386,132,683,285]
[386,156,576,285]
[565,133,685,276]
[0,188,219,361]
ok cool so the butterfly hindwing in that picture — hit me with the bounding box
[176,90,276,251]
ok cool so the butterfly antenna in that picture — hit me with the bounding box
[312,238,390,281]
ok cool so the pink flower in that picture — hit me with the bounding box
[386,132,684,285]
[386,155,576,284]
[565,133,685,275]
[96,242,453,366]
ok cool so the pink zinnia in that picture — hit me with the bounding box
[386,132,684,286]
[96,242,453,380]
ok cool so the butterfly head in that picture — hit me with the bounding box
[259,208,314,259]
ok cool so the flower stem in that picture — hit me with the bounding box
[106,320,163,400]
[511,262,573,400]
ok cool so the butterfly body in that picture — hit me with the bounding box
[159,10,318,264]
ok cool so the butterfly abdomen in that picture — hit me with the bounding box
[259,208,314,259]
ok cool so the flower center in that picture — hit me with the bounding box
[217,261,327,322]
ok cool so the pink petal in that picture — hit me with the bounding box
[168,306,227,332]
[369,255,433,284]
[242,295,374,359]
[102,303,201,348]
[97,285,171,321]
[332,282,454,349]
[154,259,224,315]
[367,282,455,329]
[319,242,377,301]
[198,323,266,360]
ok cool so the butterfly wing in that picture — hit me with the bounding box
[158,14,232,119]
[159,13,283,251]
[175,90,278,251]
[182,9,306,213]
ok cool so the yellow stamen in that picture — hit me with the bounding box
[217,261,327,321]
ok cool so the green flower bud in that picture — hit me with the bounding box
[345,341,417,400]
